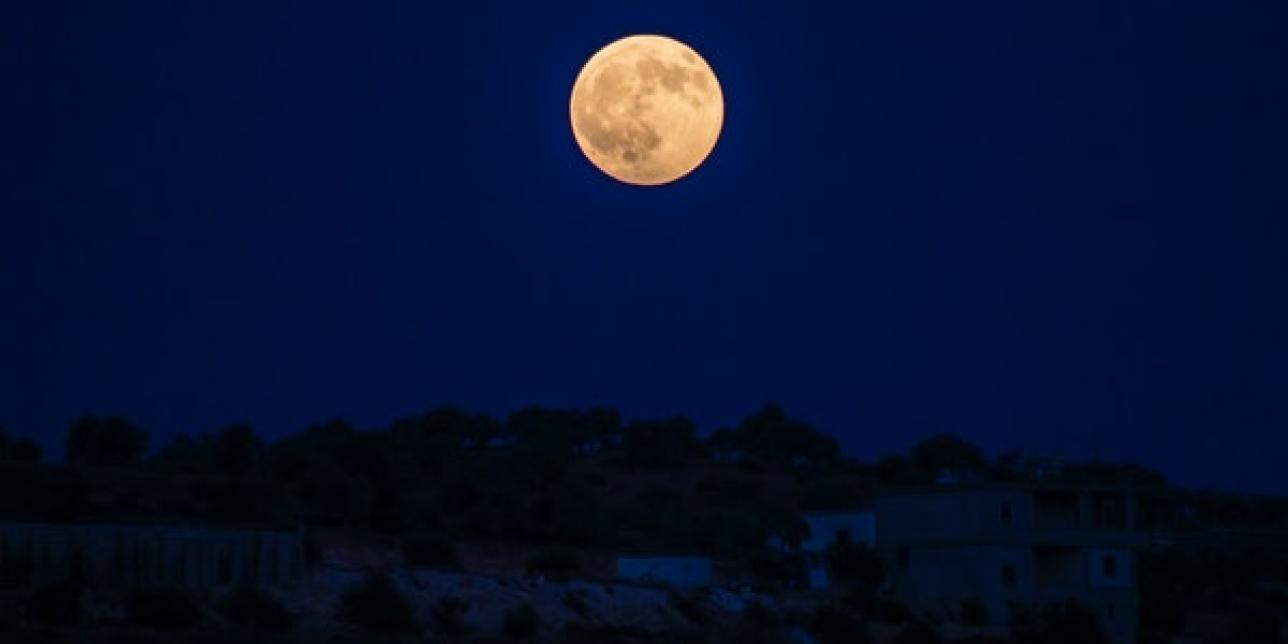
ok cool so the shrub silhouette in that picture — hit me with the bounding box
[219,585,291,631]
[526,546,580,576]
[669,590,708,625]
[827,540,885,587]
[1013,600,1106,644]
[743,601,779,628]
[1232,610,1281,644]
[404,534,461,570]
[503,603,540,640]
[0,426,41,464]
[899,620,943,644]
[127,587,202,630]
[336,574,415,633]
[66,416,147,467]
[432,595,468,638]
[871,597,913,624]
[961,598,989,627]
[810,605,870,644]
[562,591,589,618]
[29,580,82,627]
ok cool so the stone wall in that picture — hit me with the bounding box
[0,522,303,589]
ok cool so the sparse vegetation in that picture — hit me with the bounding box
[336,574,415,633]
[503,603,540,640]
[827,539,885,587]
[809,605,869,644]
[0,427,41,464]
[749,551,806,591]
[1011,600,1106,644]
[872,597,914,624]
[669,590,708,626]
[28,580,82,627]
[0,407,1284,642]
[404,533,461,570]
[526,546,581,576]
[899,620,943,644]
[1231,610,1281,644]
[219,585,291,631]
[432,595,469,638]
[961,598,989,628]
[126,587,202,630]
[562,591,589,618]
[563,623,655,642]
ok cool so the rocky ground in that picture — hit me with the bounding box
[284,567,788,640]
[0,567,819,643]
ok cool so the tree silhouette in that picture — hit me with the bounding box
[909,434,985,474]
[65,416,147,467]
[0,426,42,463]
[211,423,265,476]
[337,574,415,633]
[507,406,621,455]
[623,415,702,469]
[706,405,840,470]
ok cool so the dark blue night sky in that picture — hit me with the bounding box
[2,2,1285,493]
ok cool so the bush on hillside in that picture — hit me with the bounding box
[503,603,540,640]
[561,591,589,618]
[336,574,415,633]
[219,585,291,631]
[404,534,461,570]
[669,590,708,626]
[961,598,989,627]
[526,546,580,576]
[29,580,83,627]
[126,587,202,630]
[432,595,468,638]
[899,620,943,644]
[1231,610,1281,644]
[810,605,870,644]
[1012,600,1106,644]
[827,540,885,587]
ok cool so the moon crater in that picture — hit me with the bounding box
[571,35,724,186]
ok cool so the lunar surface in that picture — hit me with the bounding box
[570,35,724,186]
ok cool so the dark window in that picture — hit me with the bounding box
[836,528,852,545]
[1001,502,1014,523]
[896,548,910,568]
[1001,564,1017,586]
[1102,555,1118,578]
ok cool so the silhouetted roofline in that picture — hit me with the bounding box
[0,520,302,536]
[800,508,873,517]
[876,481,1158,496]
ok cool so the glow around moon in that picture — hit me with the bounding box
[570,35,724,186]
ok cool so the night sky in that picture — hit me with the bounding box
[2,2,1285,493]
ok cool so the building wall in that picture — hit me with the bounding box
[1086,547,1134,588]
[887,544,1031,624]
[876,489,1031,546]
[887,544,1137,643]
[876,487,1142,644]
[615,556,711,588]
[0,522,304,589]
[877,486,1143,547]
[801,511,876,552]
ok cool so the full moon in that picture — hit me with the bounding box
[570,35,724,186]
